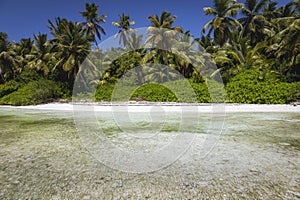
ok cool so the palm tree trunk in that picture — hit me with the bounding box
[230,39,246,65]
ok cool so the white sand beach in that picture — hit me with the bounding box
[1,102,300,113]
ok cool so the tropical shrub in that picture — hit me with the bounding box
[226,69,300,104]
[95,79,226,103]
[131,83,178,102]
[0,79,63,105]
[95,83,115,101]
[0,80,22,98]
[16,70,41,83]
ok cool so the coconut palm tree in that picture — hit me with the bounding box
[273,18,300,80]
[263,0,279,20]
[26,33,54,76]
[144,11,184,81]
[48,18,92,81]
[11,38,34,75]
[272,1,299,32]
[202,0,242,47]
[239,0,273,46]
[0,33,15,82]
[146,11,183,65]
[79,2,107,47]
[169,31,204,79]
[112,13,135,48]
[0,37,35,82]
[147,11,183,50]
[0,52,15,83]
[0,32,8,53]
[126,31,144,51]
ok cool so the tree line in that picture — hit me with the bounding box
[0,0,299,104]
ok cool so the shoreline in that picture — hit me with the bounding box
[1,102,300,113]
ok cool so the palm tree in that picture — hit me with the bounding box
[169,31,203,79]
[112,13,135,48]
[126,31,144,51]
[253,1,300,81]
[11,38,34,75]
[196,35,214,51]
[263,0,279,20]
[26,33,54,76]
[143,11,184,81]
[202,0,242,47]
[239,0,273,46]
[101,33,145,84]
[273,18,300,80]
[272,1,299,32]
[146,11,183,50]
[79,2,107,47]
[0,32,8,53]
[0,32,15,82]
[0,37,35,82]
[48,18,92,81]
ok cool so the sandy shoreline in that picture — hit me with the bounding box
[0,102,300,112]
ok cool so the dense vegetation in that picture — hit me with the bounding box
[0,0,299,105]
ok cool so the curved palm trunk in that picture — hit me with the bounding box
[230,39,246,66]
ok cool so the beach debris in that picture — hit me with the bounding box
[249,168,262,174]
[279,142,290,146]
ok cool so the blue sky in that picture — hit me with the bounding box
[0,0,291,42]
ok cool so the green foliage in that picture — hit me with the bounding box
[94,80,226,103]
[95,83,115,101]
[16,70,41,83]
[226,69,300,104]
[131,83,178,102]
[0,80,22,98]
[163,80,211,103]
[0,79,63,106]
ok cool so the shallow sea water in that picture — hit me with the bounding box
[0,107,299,199]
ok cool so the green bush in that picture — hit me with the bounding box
[95,79,226,103]
[0,79,63,106]
[95,83,177,102]
[192,80,226,103]
[291,82,300,101]
[131,83,178,102]
[95,83,115,101]
[226,69,300,104]
[0,80,22,98]
[16,70,41,83]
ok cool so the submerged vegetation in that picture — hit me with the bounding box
[0,108,299,198]
[0,0,299,105]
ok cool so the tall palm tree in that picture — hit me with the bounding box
[147,11,183,50]
[0,37,35,82]
[263,0,279,20]
[126,31,144,51]
[48,18,92,81]
[239,0,272,46]
[202,0,242,46]
[0,32,8,53]
[79,2,107,47]
[145,11,184,81]
[273,18,300,80]
[272,1,299,32]
[169,31,202,79]
[0,32,15,82]
[256,1,300,81]
[112,13,135,48]
[12,38,34,75]
[26,33,54,76]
